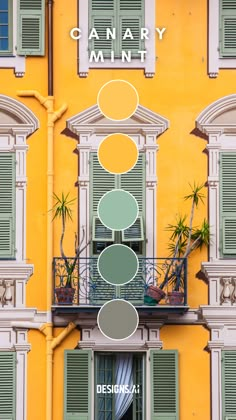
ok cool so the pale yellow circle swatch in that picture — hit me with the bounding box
[97,80,139,121]
[98,133,138,174]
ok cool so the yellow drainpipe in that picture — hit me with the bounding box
[17,91,68,420]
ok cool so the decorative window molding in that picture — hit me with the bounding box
[0,0,13,55]
[200,303,236,420]
[65,322,164,420]
[0,327,31,420]
[67,104,169,304]
[197,94,236,420]
[208,0,236,78]
[0,94,39,308]
[64,323,179,420]
[0,0,25,77]
[196,94,236,262]
[78,0,156,78]
[0,0,45,77]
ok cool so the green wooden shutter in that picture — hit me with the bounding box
[89,0,116,57]
[92,216,114,241]
[17,0,45,56]
[0,352,16,420]
[220,153,236,256]
[90,154,116,303]
[150,350,179,420]
[0,153,15,259]
[220,0,236,57]
[119,0,144,56]
[89,0,144,58]
[64,350,92,420]
[122,216,144,242]
[120,153,145,243]
[222,351,236,419]
[119,154,146,304]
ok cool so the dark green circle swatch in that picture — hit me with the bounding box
[98,189,138,230]
[97,299,139,340]
[97,244,139,285]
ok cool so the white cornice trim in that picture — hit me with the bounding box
[196,94,236,134]
[66,104,169,137]
[202,261,236,277]
[78,342,150,351]
[201,305,236,324]
[0,308,37,322]
[0,95,39,135]
[0,263,33,281]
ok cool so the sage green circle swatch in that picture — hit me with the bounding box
[97,244,139,285]
[98,189,138,230]
[97,299,139,340]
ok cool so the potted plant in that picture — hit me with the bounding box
[145,183,210,305]
[52,192,90,305]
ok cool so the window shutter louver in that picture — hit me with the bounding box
[17,0,45,56]
[120,154,146,305]
[92,216,115,241]
[222,351,236,419]
[150,350,179,420]
[122,216,144,242]
[0,352,16,420]
[90,154,116,304]
[119,0,144,55]
[89,0,116,56]
[91,154,116,214]
[0,153,15,259]
[220,153,236,256]
[89,0,144,57]
[120,153,145,225]
[220,0,236,57]
[64,350,92,420]
[119,264,144,304]
[120,17,143,55]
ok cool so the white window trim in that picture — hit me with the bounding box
[196,94,236,262]
[0,95,39,309]
[66,104,169,304]
[0,328,31,420]
[0,0,25,77]
[197,94,236,420]
[0,95,39,263]
[78,0,156,78]
[208,0,236,78]
[78,322,163,420]
[201,302,236,420]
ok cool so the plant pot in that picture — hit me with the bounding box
[168,291,185,305]
[146,285,166,302]
[144,295,158,306]
[55,287,75,305]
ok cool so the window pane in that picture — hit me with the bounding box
[0,0,8,11]
[0,37,8,50]
[0,25,8,36]
[0,12,8,23]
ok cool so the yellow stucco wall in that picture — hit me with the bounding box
[161,325,210,419]
[2,0,235,418]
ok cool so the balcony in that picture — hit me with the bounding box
[52,257,188,315]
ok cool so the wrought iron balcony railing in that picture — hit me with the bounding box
[52,257,187,307]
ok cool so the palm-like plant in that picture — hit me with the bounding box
[159,183,210,292]
[52,192,90,288]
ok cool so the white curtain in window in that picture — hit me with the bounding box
[115,354,133,419]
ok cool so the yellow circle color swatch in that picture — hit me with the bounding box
[98,133,138,174]
[97,80,139,121]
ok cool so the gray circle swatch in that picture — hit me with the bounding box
[98,189,138,230]
[97,299,139,340]
[97,244,139,286]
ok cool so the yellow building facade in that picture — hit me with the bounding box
[0,0,236,419]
